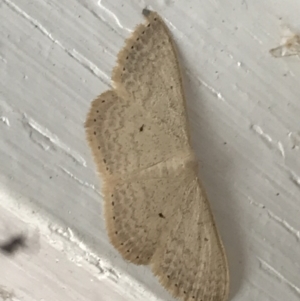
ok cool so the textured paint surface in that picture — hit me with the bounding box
[1,0,300,300]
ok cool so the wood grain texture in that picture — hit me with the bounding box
[1,0,300,300]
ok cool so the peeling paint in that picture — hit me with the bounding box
[3,0,110,85]
[251,124,285,157]
[48,224,120,282]
[97,0,133,33]
[288,131,300,150]
[258,258,300,297]
[59,166,101,196]
[186,69,227,102]
[248,197,266,209]
[289,170,300,188]
[22,114,86,167]
[268,210,300,241]
[0,116,10,126]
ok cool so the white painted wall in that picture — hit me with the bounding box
[1,0,300,300]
